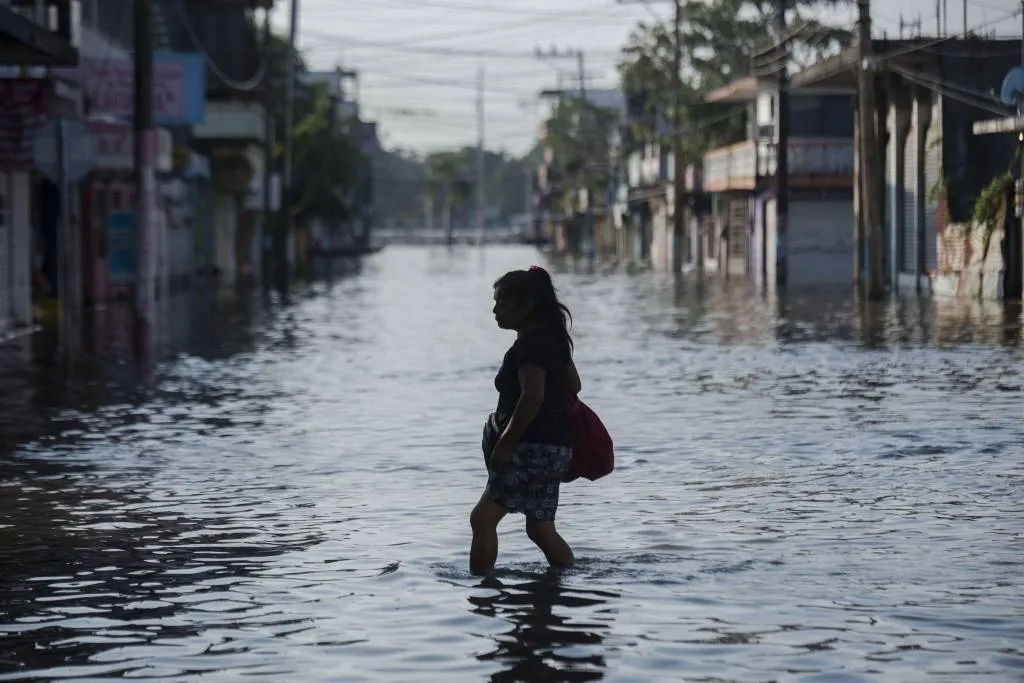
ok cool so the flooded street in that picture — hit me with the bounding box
[1,245,1022,682]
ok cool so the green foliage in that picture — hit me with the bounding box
[927,174,947,204]
[972,172,1011,233]
[533,95,620,217]
[420,147,536,220]
[264,33,364,225]
[616,0,852,161]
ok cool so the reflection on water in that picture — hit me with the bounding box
[469,571,615,682]
[0,246,1022,682]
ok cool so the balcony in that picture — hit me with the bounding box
[627,149,673,188]
[703,138,854,193]
[703,141,757,192]
[0,0,77,65]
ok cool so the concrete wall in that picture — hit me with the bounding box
[933,221,1005,300]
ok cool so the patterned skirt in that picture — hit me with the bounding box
[482,414,572,521]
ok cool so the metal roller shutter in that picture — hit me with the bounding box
[788,199,855,284]
[902,112,918,274]
[923,99,941,273]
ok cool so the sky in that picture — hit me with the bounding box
[272,0,1024,156]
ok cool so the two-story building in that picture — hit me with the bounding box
[616,139,672,269]
[535,87,624,262]
[790,37,1022,298]
[168,0,274,284]
[66,2,209,306]
[0,0,77,339]
[702,77,856,286]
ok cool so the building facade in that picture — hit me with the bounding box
[703,77,856,287]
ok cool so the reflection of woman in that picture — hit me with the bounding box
[471,266,582,576]
[469,572,609,682]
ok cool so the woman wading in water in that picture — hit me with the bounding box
[471,266,581,576]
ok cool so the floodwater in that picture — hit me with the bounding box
[1,245,1022,682]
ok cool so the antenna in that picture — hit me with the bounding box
[899,14,922,38]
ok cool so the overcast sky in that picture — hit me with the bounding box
[272,0,1023,156]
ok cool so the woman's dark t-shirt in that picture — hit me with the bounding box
[494,327,571,446]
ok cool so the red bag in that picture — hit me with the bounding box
[563,396,614,483]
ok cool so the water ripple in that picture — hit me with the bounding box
[0,246,1021,681]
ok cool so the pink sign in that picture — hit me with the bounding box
[79,58,184,120]
[88,122,173,172]
[0,79,48,169]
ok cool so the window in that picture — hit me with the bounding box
[789,94,854,137]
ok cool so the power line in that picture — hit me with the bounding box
[299,27,624,59]
[358,70,539,97]
[300,4,637,52]
[307,0,645,20]
[175,0,269,91]
[877,6,1022,61]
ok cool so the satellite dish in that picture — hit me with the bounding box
[999,66,1024,108]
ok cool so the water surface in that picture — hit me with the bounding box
[1,246,1021,682]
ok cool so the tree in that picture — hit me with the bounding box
[617,0,853,162]
[263,32,364,228]
[537,96,619,217]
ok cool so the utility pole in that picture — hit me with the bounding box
[476,65,485,244]
[617,0,686,274]
[525,167,534,242]
[261,6,274,283]
[534,45,587,258]
[858,0,884,298]
[671,0,685,275]
[278,0,300,293]
[898,15,922,38]
[775,0,790,287]
[575,49,597,263]
[133,0,156,343]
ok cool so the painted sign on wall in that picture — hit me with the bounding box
[0,79,48,168]
[57,53,206,125]
[89,123,173,172]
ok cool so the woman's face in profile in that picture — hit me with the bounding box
[492,287,531,330]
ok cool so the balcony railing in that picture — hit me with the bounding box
[703,138,854,192]
[703,141,757,192]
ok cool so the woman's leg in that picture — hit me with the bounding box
[470,494,507,576]
[525,519,574,568]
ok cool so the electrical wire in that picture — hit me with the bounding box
[876,6,1023,61]
[309,0,643,20]
[888,64,1011,118]
[297,23,625,58]
[174,0,269,92]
